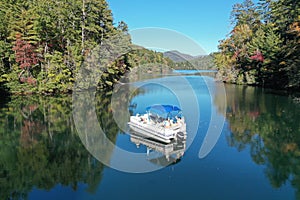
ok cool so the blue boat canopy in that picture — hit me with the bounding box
[146,105,181,113]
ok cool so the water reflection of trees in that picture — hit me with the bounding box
[0,92,120,199]
[215,85,300,196]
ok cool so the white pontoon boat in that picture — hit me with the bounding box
[128,105,186,143]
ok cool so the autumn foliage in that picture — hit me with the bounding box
[12,33,39,70]
[250,50,264,62]
[214,0,300,90]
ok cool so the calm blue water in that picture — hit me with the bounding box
[174,69,217,74]
[1,72,299,199]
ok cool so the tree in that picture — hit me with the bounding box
[0,2,12,83]
[231,0,260,29]
[248,25,283,86]
[12,33,39,84]
[215,0,300,91]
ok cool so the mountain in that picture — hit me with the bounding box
[163,50,216,70]
[188,55,216,70]
[163,50,196,62]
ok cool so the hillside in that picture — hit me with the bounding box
[163,50,216,70]
[163,50,195,62]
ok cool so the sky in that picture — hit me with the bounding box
[106,0,252,55]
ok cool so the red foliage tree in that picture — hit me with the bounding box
[12,33,39,84]
[250,50,264,62]
[13,33,39,69]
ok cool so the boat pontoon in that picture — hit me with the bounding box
[128,105,186,143]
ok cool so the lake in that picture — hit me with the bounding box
[0,71,299,199]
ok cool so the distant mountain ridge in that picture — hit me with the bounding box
[163,50,216,70]
[163,50,198,62]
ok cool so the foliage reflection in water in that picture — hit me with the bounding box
[0,92,118,199]
[0,75,300,199]
[216,85,300,198]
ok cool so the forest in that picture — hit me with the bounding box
[171,55,216,70]
[214,0,300,91]
[1,0,299,94]
[0,0,174,94]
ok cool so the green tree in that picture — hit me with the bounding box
[247,25,283,86]
[215,0,300,91]
[231,0,260,28]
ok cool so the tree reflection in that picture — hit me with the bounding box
[215,85,300,196]
[0,91,121,199]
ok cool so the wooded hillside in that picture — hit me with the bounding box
[0,0,174,94]
[214,0,300,91]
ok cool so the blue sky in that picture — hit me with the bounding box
[106,0,252,55]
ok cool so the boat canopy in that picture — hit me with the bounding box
[146,105,181,114]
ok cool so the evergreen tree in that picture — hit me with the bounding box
[214,0,300,91]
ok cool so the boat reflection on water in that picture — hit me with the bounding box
[128,130,186,167]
